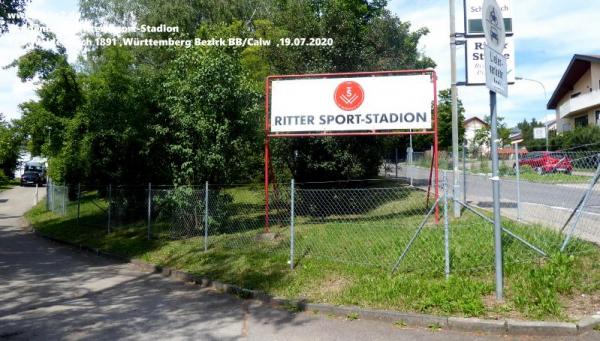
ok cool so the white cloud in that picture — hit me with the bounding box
[389,0,600,127]
[1,0,599,129]
[0,0,84,121]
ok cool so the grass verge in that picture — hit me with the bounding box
[25,185,600,321]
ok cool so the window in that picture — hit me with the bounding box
[575,115,589,127]
[596,110,600,125]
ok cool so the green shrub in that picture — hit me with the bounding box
[0,170,8,185]
[479,160,490,173]
[499,162,511,176]
[550,126,600,150]
[519,164,535,174]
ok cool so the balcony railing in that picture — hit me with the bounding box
[559,89,600,118]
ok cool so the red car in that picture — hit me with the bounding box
[516,151,573,175]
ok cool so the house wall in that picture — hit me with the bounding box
[573,69,592,94]
[591,63,600,90]
[556,62,600,133]
[464,120,490,155]
[560,105,600,132]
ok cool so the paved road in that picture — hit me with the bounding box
[384,165,600,243]
[387,165,600,212]
[1,186,599,340]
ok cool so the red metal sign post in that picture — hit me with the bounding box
[264,70,439,231]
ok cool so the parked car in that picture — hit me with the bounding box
[515,151,573,175]
[20,172,44,186]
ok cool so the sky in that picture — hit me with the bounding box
[1,0,600,127]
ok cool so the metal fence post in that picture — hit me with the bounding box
[147,182,152,240]
[462,141,467,205]
[48,180,53,211]
[204,181,209,252]
[515,142,521,221]
[443,172,450,279]
[46,179,50,211]
[395,148,398,179]
[107,184,112,234]
[290,179,295,270]
[76,183,81,226]
[409,133,414,186]
[62,185,66,215]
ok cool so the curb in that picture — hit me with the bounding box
[21,220,600,337]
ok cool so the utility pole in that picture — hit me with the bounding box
[449,0,461,218]
[515,77,549,151]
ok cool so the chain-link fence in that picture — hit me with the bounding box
[46,181,68,216]
[379,145,600,273]
[42,165,599,278]
[294,181,435,270]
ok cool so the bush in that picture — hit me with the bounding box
[499,162,511,176]
[519,164,535,175]
[479,160,490,173]
[551,126,600,151]
[0,170,8,185]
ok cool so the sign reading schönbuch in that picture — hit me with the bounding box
[270,75,433,133]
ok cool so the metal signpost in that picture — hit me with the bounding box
[483,0,507,301]
[464,0,515,86]
[512,139,523,221]
[456,0,515,220]
[449,0,461,218]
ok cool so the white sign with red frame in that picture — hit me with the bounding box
[269,74,434,133]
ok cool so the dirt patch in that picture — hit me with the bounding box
[319,276,350,295]
[481,294,526,320]
[300,275,350,299]
[563,292,600,320]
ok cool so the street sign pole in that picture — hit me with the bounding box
[483,0,506,301]
[490,90,504,301]
[449,0,461,218]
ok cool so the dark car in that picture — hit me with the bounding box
[516,151,574,175]
[20,172,44,186]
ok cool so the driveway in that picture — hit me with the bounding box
[0,186,599,340]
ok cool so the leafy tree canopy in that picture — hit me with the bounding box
[12,0,437,186]
[0,0,29,34]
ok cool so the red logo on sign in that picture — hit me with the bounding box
[334,81,364,111]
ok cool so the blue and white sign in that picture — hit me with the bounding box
[482,0,506,52]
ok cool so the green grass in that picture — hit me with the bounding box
[0,180,19,192]
[502,172,591,184]
[25,186,600,321]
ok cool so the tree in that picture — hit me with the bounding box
[483,115,511,147]
[0,115,23,179]
[0,0,29,35]
[472,127,490,156]
[517,118,547,151]
[162,47,262,185]
[268,2,436,182]
[10,0,438,187]
[435,89,465,149]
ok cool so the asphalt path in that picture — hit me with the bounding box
[1,186,599,340]
[388,165,600,213]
